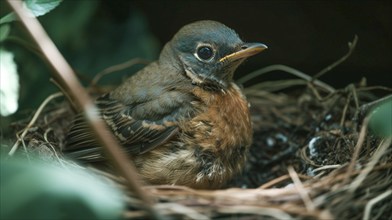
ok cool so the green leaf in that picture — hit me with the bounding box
[0,24,10,41]
[1,158,125,220]
[0,0,62,24]
[0,13,17,25]
[0,48,19,117]
[369,98,392,137]
[24,0,63,17]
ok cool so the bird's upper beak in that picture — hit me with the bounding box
[219,42,268,63]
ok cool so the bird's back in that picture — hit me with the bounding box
[64,61,196,161]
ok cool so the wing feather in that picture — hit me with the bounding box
[64,92,192,162]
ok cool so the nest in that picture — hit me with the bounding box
[6,35,392,219]
[7,67,392,219]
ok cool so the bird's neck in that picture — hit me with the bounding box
[158,43,182,71]
[190,82,253,151]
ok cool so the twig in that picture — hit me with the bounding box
[357,86,392,92]
[363,190,392,220]
[43,128,67,168]
[237,64,335,93]
[343,116,369,184]
[15,131,31,162]
[312,165,342,173]
[218,206,294,220]
[312,35,358,80]
[259,175,291,189]
[300,145,322,167]
[259,174,312,189]
[306,82,326,101]
[50,78,77,111]
[287,166,315,211]
[349,137,392,192]
[6,1,159,219]
[155,203,209,220]
[340,91,353,127]
[91,58,149,86]
[350,85,360,109]
[147,185,301,202]
[245,79,308,93]
[9,92,63,156]
[307,82,341,103]
[306,164,392,189]
[4,36,43,59]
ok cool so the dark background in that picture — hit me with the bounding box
[1,0,391,136]
[129,0,392,87]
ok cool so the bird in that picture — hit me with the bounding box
[64,20,267,189]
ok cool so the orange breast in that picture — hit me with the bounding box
[133,83,253,189]
[186,83,253,152]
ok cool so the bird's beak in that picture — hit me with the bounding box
[219,42,268,63]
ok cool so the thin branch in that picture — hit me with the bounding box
[340,91,353,127]
[363,190,392,220]
[15,131,31,162]
[313,35,358,80]
[357,86,392,92]
[218,206,294,219]
[241,36,357,96]
[3,36,44,59]
[91,58,149,86]
[259,174,312,189]
[237,64,335,93]
[6,1,159,219]
[50,78,77,111]
[43,128,68,168]
[9,92,63,156]
[343,116,369,184]
[259,175,291,189]
[349,137,392,192]
[155,203,209,220]
[288,166,315,211]
[350,85,360,109]
[312,165,342,173]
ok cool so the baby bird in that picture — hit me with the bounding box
[64,20,267,189]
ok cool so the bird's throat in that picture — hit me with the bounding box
[184,66,229,92]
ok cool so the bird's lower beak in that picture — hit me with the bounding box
[219,42,268,63]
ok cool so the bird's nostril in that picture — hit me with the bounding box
[241,45,248,50]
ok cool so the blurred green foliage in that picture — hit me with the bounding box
[1,156,125,220]
[368,98,392,138]
[0,48,19,117]
[0,1,159,137]
[24,0,63,17]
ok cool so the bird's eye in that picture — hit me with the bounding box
[196,46,214,61]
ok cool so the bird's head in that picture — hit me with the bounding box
[163,20,267,91]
